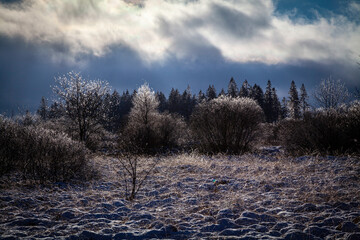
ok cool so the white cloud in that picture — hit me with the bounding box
[0,0,359,66]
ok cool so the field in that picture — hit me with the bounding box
[1,148,360,239]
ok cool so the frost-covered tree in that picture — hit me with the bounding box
[125,83,160,150]
[52,71,110,142]
[21,110,37,126]
[128,83,159,129]
[123,83,186,152]
[288,81,300,119]
[300,83,309,116]
[314,76,350,109]
[227,77,238,97]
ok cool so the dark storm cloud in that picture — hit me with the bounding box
[209,2,272,39]
[0,0,23,4]
[158,17,223,61]
[1,33,359,115]
[0,36,71,114]
[0,0,359,115]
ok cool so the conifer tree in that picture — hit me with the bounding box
[37,96,48,121]
[264,80,274,122]
[299,83,309,116]
[271,87,281,122]
[168,88,182,114]
[250,84,265,110]
[118,90,133,121]
[280,97,288,119]
[239,79,250,98]
[227,77,238,97]
[198,90,206,103]
[288,80,300,119]
[48,102,64,119]
[156,91,167,112]
[206,85,217,101]
[181,85,195,119]
[218,88,226,96]
[99,90,124,131]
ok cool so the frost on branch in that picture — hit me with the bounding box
[52,71,110,143]
[313,76,350,109]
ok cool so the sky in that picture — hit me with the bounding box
[0,0,359,114]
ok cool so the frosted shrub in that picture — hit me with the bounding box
[0,116,89,181]
[190,96,263,153]
[38,116,112,152]
[154,112,188,149]
[14,111,39,126]
[280,101,360,155]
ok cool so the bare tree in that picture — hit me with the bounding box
[313,76,349,109]
[52,71,110,142]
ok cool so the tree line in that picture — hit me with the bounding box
[1,72,358,185]
[37,73,310,134]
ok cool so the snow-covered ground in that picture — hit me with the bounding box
[1,148,360,239]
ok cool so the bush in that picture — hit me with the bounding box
[260,123,282,146]
[121,112,187,153]
[190,96,264,154]
[279,101,360,155]
[0,116,89,182]
[38,118,114,152]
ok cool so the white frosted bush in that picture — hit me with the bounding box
[190,96,263,153]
